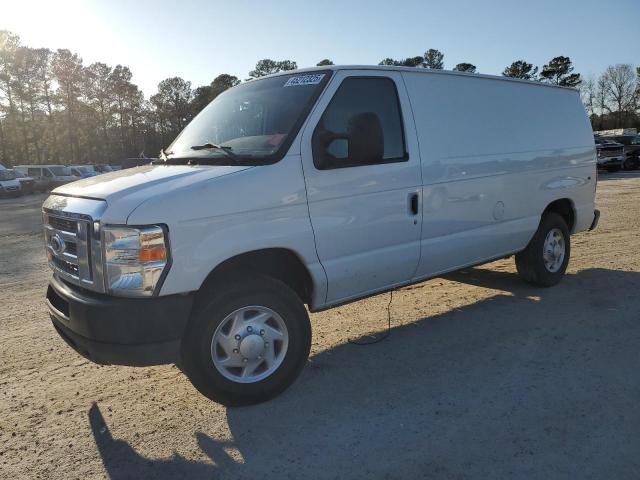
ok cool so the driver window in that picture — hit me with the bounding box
[312,77,406,170]
[43,169,53,178]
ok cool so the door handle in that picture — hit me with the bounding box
[409,192,419,216]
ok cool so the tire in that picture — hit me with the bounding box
[515,212,570,287]
[180,272,311,406]
[623,157,635,170]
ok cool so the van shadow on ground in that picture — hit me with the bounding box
[90,267,640,479]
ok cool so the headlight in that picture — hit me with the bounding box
[103,225,169,297]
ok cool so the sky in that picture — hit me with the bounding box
[2,0,638,97]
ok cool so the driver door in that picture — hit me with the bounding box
[300,71,422,305]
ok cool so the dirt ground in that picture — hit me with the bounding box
[1,172,639,479]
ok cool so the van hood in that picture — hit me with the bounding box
[53,164,252,204]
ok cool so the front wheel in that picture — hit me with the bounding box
[515,213,570,287]
[180,273,311,406]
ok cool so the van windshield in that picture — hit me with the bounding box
[167,71,332,165]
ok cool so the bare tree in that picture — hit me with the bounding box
[601,64,638,127]
[52,49,84,162]
[580,75,597,118]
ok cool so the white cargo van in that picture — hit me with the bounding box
[44,66,599,405]
[15,165,76,191]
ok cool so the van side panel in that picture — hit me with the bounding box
[402,72,595,279]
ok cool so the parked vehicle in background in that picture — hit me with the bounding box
[11,169,36,194]
[70,165,98,178]
[94,164,114,174]
[121,158,154,169]
[43,66,598,406]
[594,137,625,171]
[0,168,22,197]
[594,128,637,137]
[14,165,77,191]
[594,128,640,170]
[605,135,640,170]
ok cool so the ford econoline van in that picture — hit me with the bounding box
[43,66,599,405]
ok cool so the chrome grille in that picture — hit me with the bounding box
[43,195,108,293]
[599,148,623,157]
[44,213,90,283]
[64,241,78,256]
[52,256,80,276]
[48,216,78,233]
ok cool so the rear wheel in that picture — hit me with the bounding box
[623,157,635,170]
[515,213,570,287]
[180,273,311,406]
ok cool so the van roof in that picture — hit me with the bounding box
[257,65,579,92]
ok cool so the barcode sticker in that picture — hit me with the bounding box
[284,74,326,87]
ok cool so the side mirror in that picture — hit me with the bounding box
[313,112,384,169]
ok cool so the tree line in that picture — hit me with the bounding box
[1,32,638,167]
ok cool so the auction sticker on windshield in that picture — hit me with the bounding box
[284,74,325,87]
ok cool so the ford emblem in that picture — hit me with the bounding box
[50,234,66,255]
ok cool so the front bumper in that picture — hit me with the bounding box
[47,275,193,366]
[0,187,21,196]
[597,156,624,167]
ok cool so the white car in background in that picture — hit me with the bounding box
[0,166,22,197]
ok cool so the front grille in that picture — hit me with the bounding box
[48,216,78,233]
[600,150,623,157]
[65,241,77,256]
[52,256,79,277]
[44,213,92,287]
[43,195,107,294]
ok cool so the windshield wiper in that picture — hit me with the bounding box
[190,143,240,163]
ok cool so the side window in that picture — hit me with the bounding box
[43,169,53,178]
[28,168,40,177]
[313,77,406,170]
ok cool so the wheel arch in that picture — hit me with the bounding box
[199,248,315,306]
[542,198,576,233]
